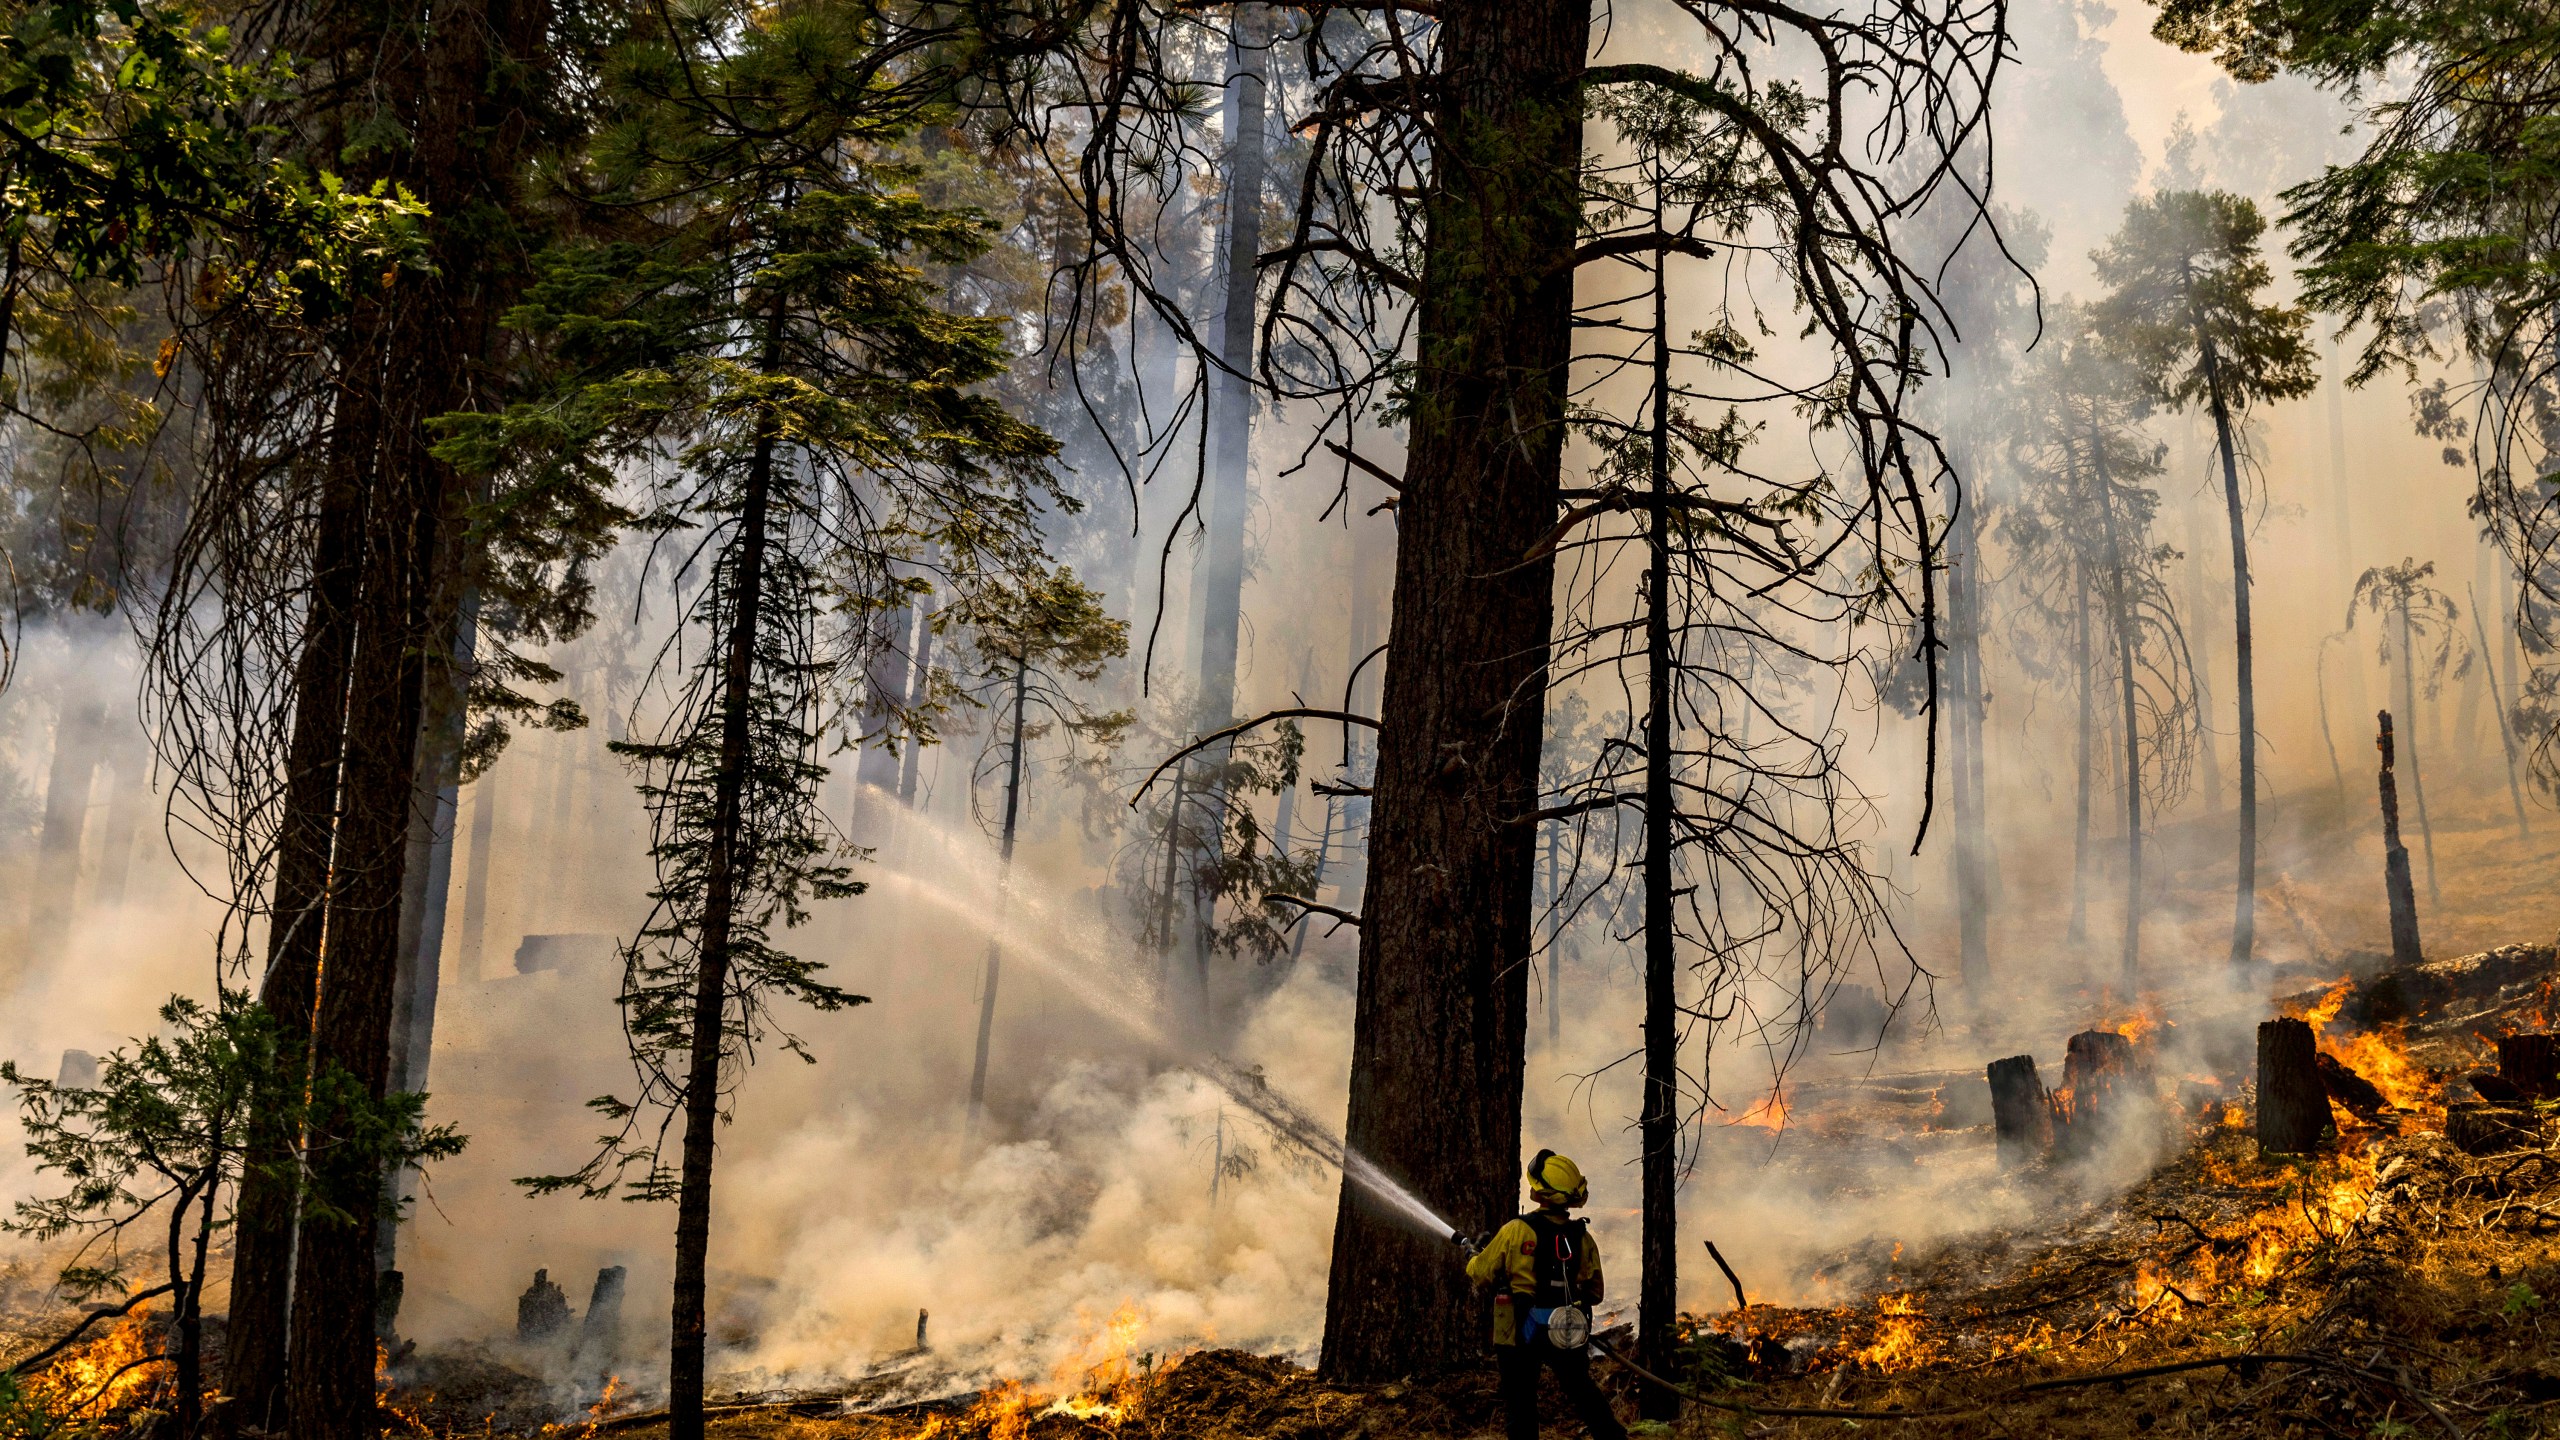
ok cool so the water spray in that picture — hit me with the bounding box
[872,824,1475,1249]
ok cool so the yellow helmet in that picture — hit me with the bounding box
[1526,1149,1588,1207]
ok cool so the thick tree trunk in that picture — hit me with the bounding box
[287,335,451,1440]
[283,0,541,1412]
[966,654,1030,1125]
[1195,3,1266,735]
[1635,234,1677,1422]
[227,395,371,1435]
[377,584,477,1287]
[1178,7,1269,1034]
[667,307,788,1440]
[2377,711,2422,967]
[2200,337,2256,966]
[2255,1017,2328,1155]
[1318,0,1581,1381]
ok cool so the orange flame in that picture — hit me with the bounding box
[916,1302,1165,1437]
[1848,1293,1934,1371]
[24,1306,161,1416]
[1728,1088,1790,1132]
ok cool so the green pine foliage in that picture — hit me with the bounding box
[491,0,1063,1199]
[0,992,458,1432]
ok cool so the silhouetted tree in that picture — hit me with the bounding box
[2095,189,2314,969]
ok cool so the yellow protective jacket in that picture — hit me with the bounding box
[1465,1211,1604,1346]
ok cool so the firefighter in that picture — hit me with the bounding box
[1463,1150,1630,1440]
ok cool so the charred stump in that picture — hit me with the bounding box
[2378,712,2423,967]
[2445,1103,2541,1156]
[2051,1030,2143,1156]
[517,1269,571,1342]
[2498,1033,2560,1100]
[1988,1055,2052,1169]
[2257,1018,2331,1154]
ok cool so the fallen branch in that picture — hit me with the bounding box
[5,1283,177,1377]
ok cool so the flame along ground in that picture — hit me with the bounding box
[14,1306,162,1418]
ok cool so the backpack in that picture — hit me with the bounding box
[1519,1212,1588,1307]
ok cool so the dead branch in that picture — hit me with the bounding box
[1128,708,1380,803]
[1265,893,1362,932]
[5,1283,177,1376]
[1704,1240,1748,1313]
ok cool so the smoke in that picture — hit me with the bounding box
[3,2,2558,1417]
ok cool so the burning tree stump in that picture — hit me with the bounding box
[2498,1033,2560,1100]
[2257,1018,2331,1154]
[1987,1055,2052,1169]
[2053,1030,2143,1156]
[2377,712,2424,967]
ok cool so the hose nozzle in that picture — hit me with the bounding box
[1451,1229,1481,1257]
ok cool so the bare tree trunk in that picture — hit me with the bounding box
[1180,6,1270,1033]
[456,767,499,977]
[666,304,788,1440]
[1543,824,1561,1048]
[89,753,145,913]
[966,653,1030,1127]
[2473,586,2531,839]
[2069,568,2092,947]
[1947,443,1990,985]
[1319,0,1578,1380]
[26,681,106,961]
[1635,230,1677,1422]
[377,584,477,1288]
[227,398,370,1435]
[2378,711,2423,967]
[2199,334,2257,965]
[2394,598,2439,903]
[288,338,451,1440]
[897,607,934,807]
[2089,426,2142,991]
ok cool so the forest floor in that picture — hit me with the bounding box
[376,926,2560,1439]
[9,784,2560,1438]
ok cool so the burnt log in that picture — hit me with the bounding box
[2445,1102,2541,1157]
[2315,1052,2389,1119]
[2498,1033,2560,1100]
[2468,1071,2531,1106]
[2257,1018,2331,1154]
[1987,1055,2052,1169]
